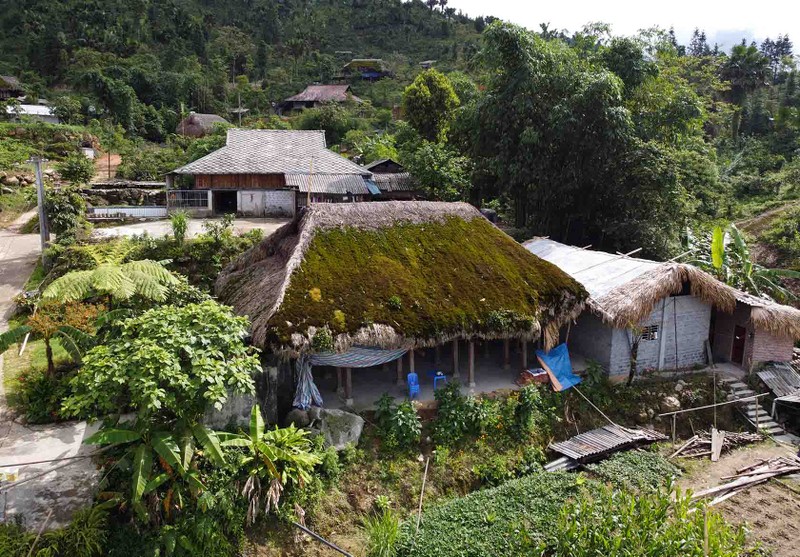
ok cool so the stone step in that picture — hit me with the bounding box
[745,409,771,419]
[728,382,749,389]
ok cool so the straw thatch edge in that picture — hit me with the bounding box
[591,262,800,339]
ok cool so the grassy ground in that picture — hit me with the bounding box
[0,187,35,228]
[2,315,70,409]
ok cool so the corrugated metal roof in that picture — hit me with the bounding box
[524,238,661,299]
[284,85,362,103]
[757,363,800,398]
[549,425,666,462]
[372,172,418,193]
[173,129,371,176]
[285,173,370,195]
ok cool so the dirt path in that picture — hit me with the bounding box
[92,152,121,182]
[0,217,99,530]
[737,200,800,236]
[678,442,800,556]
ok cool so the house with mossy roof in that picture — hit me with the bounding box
[216,201,586,418]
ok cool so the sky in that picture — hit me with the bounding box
[447,0,799,51]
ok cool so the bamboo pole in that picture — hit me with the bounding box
[452,339,459,378]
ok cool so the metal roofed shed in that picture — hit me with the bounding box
[285,173,371,195]
[524,238,800,377]
[548,425,666,465]
[757,362,800,407]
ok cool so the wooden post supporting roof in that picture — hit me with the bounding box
[503,339,511,370]
[435,345,441,367]
[409,349,415,374]
[345,368,353,408]
[521,340,528,370]
[396,357,404,386]
[336,367,344,395]
[468,340,476,388]
[452,339,460,378]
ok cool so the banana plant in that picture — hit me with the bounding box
[218,405,320,525]
[686,223,800,302]
[85,418,225,521]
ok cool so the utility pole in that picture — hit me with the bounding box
[28,156,50,261]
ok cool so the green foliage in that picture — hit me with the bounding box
[394,472,590,557]
[170,210,189,245]
[55,152,95,184]
[42,240,180,303]
[402,69,460,142]
[44,185,87,236]
[534,485,751,557]
[0,506,108,557]
[374,395,422,452]
[687,223,800,301]
[399,139,471,201]
[430,381,486,446]
[219,405,321,524]
[116,143,185,181]
[364,507,400,557]
[11,367,74,423]
[294,103,361,146]
[62,301,259,420]
[763,205,800,266]
[267,217,585,346]
[587,450,681,492]
[0,137,33,169]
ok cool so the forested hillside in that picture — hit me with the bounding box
[0,0,482,136]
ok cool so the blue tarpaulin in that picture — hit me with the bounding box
[535,343,582,392]
[310,347,408,368]
[365,180,381,195]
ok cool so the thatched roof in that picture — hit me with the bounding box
[284,84,362,103]
[525,238,800,339]
[175,113,228,137]
[217,202,587,355]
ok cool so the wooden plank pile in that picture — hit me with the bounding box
[669,430,763,459]
[692,456,800,507]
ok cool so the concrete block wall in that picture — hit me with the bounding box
[237,189,295,217]
[607,295,711,376]
[751,329,794,364]
[566,312,613,370]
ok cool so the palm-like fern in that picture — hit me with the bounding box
[42,241,179,303]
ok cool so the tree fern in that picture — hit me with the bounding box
[43,260,179,303]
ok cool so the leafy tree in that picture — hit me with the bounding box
[42,241,180,303]
[402,69,460,142]
[62,300,259,420]
[600,38,658,93]
[688,28,711,57]
[401,139,471,201]
[55,152,95,184]
[0,301,103,376]
[44,185,87,235]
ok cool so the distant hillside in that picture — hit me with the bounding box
[0,0,483,94]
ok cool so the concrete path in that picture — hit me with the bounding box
[0,211,100,530]
[92,217,289,240]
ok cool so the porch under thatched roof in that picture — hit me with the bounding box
[216,202,587,355]
[524,238,800,339]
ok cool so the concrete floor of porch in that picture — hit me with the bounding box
[314,339,591,412]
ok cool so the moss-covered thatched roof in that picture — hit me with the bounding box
[216,202,587,354]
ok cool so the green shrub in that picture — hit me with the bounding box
[169,210,189,245]
[375,394,422,452]
[430,381,484,446]
[55,152,95,184]
[395,472,591,557]
[0,506,108,557]
[13,368,74,423]
[44,185,87,236]
[587,450,682,492]
[533,484,752,557]
[364,507,400,557]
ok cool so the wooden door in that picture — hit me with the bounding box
[731,325,746,365]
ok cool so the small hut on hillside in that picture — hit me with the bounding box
[175,112,229,138]
[217,202,586,418]
[525,238,800,377]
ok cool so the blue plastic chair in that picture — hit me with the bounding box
[427,370,447,390]
[407,372,420,399]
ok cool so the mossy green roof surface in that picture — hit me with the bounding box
[268,215,585,348]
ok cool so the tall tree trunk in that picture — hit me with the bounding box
[45,338,55,376]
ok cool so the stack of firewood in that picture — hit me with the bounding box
[692,456,800,506]
[670,430,763,460]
